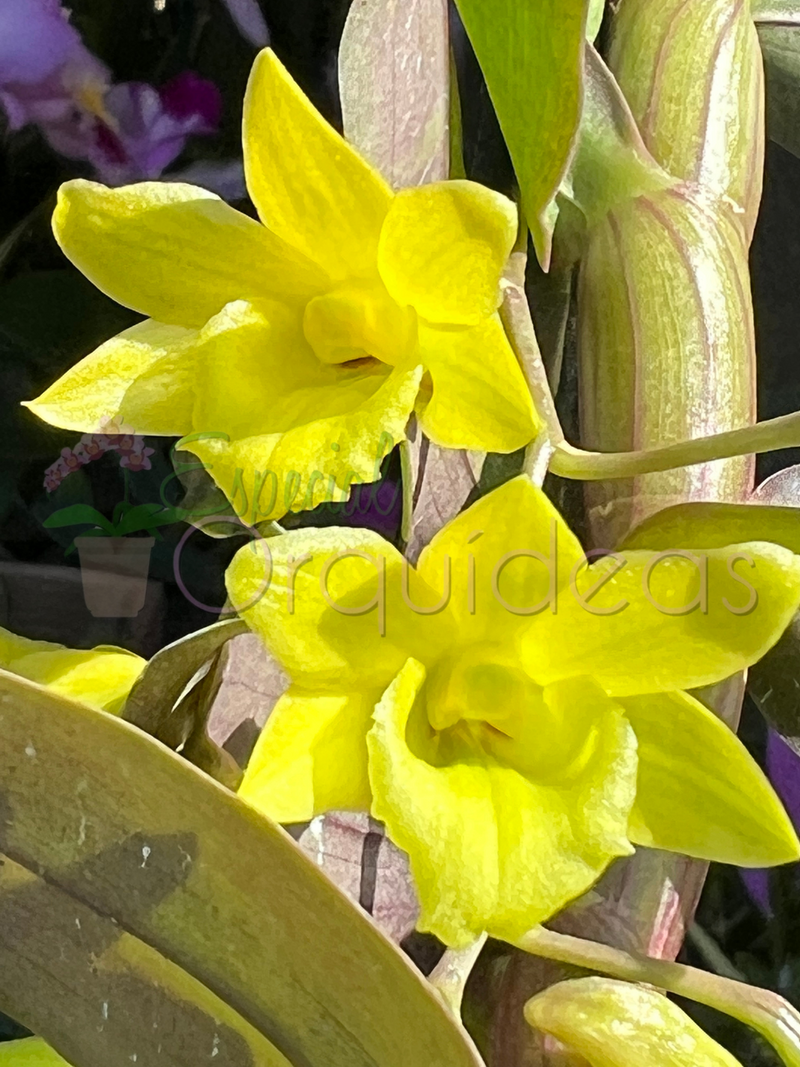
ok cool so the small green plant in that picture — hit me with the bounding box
[42,426,185,549]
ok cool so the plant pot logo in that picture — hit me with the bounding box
[42,421,180,618]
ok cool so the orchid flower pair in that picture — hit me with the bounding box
[25,47,800,949]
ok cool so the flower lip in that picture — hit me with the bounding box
[425,643,536,736]
[302,284,417,368]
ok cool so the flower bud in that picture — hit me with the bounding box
[609,0,764,242]
[525,977,744,1066]
[578,183,755,546]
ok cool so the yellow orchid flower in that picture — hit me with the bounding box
[0,626,144,714]
[227,476,800,947]
[24,49,537,523]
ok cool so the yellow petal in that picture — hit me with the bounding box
[303,284,417,367]
[244,49,392,283]
[526,978,744,1067]
[53,179,326,326]
[238,685,380,823]
[0,1038,72,1066]
[416,475,584,643]
[225,525,449,690]
[377,180,517,326]
[25,318,197,433]
[528,541,800,695]
[623,690,800,866]
[188,364,422,522]
[0,626,145,715]
[416,315,538,452]
[367,660,637,947]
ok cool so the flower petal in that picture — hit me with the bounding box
[238,685,380,823]
[526,977,744,1067]
[529,542,800,695]
[622,500,800,555]
[416,475,585,643]
[225,524,450,690]
[1,626,145,715]
[377,180,517,326]
[623,690,800,866]
[367,660,637,947]
[53,179,326,326]
[244,49,392,283]
[25,318,198,433]
[0,1037,71,1066]
[416,315,538,452]
[188,363,422,522]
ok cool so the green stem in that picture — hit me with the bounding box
[428,933,488,1016]
[516,926,800,1067]
[550,411,800,481]
[399,437,415,546]
[501,253,565,456]
[499,249,800,486]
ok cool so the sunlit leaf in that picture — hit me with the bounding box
[0,670,484,1067]
[453,0,587,267]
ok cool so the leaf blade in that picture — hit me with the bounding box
[0,670,484,1067]
[453,0,587,266]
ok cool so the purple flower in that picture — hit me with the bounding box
[0,0,109,135]
[219,0,271,48]
[43,456,69,492]
[1,2,221,186]
[73,433,109,464]
[119,445,155,473]
[741,732,800,913]
[0,0,82,89]
[86,73,222,185]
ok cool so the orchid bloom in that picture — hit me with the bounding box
[0,626,145,715]
[25,49,538,523]
[0,0,109,138]
[87,73,222,186]
[226,477,800,947]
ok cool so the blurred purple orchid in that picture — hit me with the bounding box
[87,73,222,185]
[741,732,800,913]
[219,0,270,48]
[0,0,109,137]
[1,0,222,186]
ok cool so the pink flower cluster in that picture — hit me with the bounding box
[43,431,155,492]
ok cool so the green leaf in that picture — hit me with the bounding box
[42,504,115,536]
[0,670,484,1067]
[586,0,605,40]
[758,24,800,158]
[753,0,800,22]
[525,977,743,1066]
[339,0,450,188]
[122,618,249,741]
[114,503,186,537]
[453,0,587,267]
